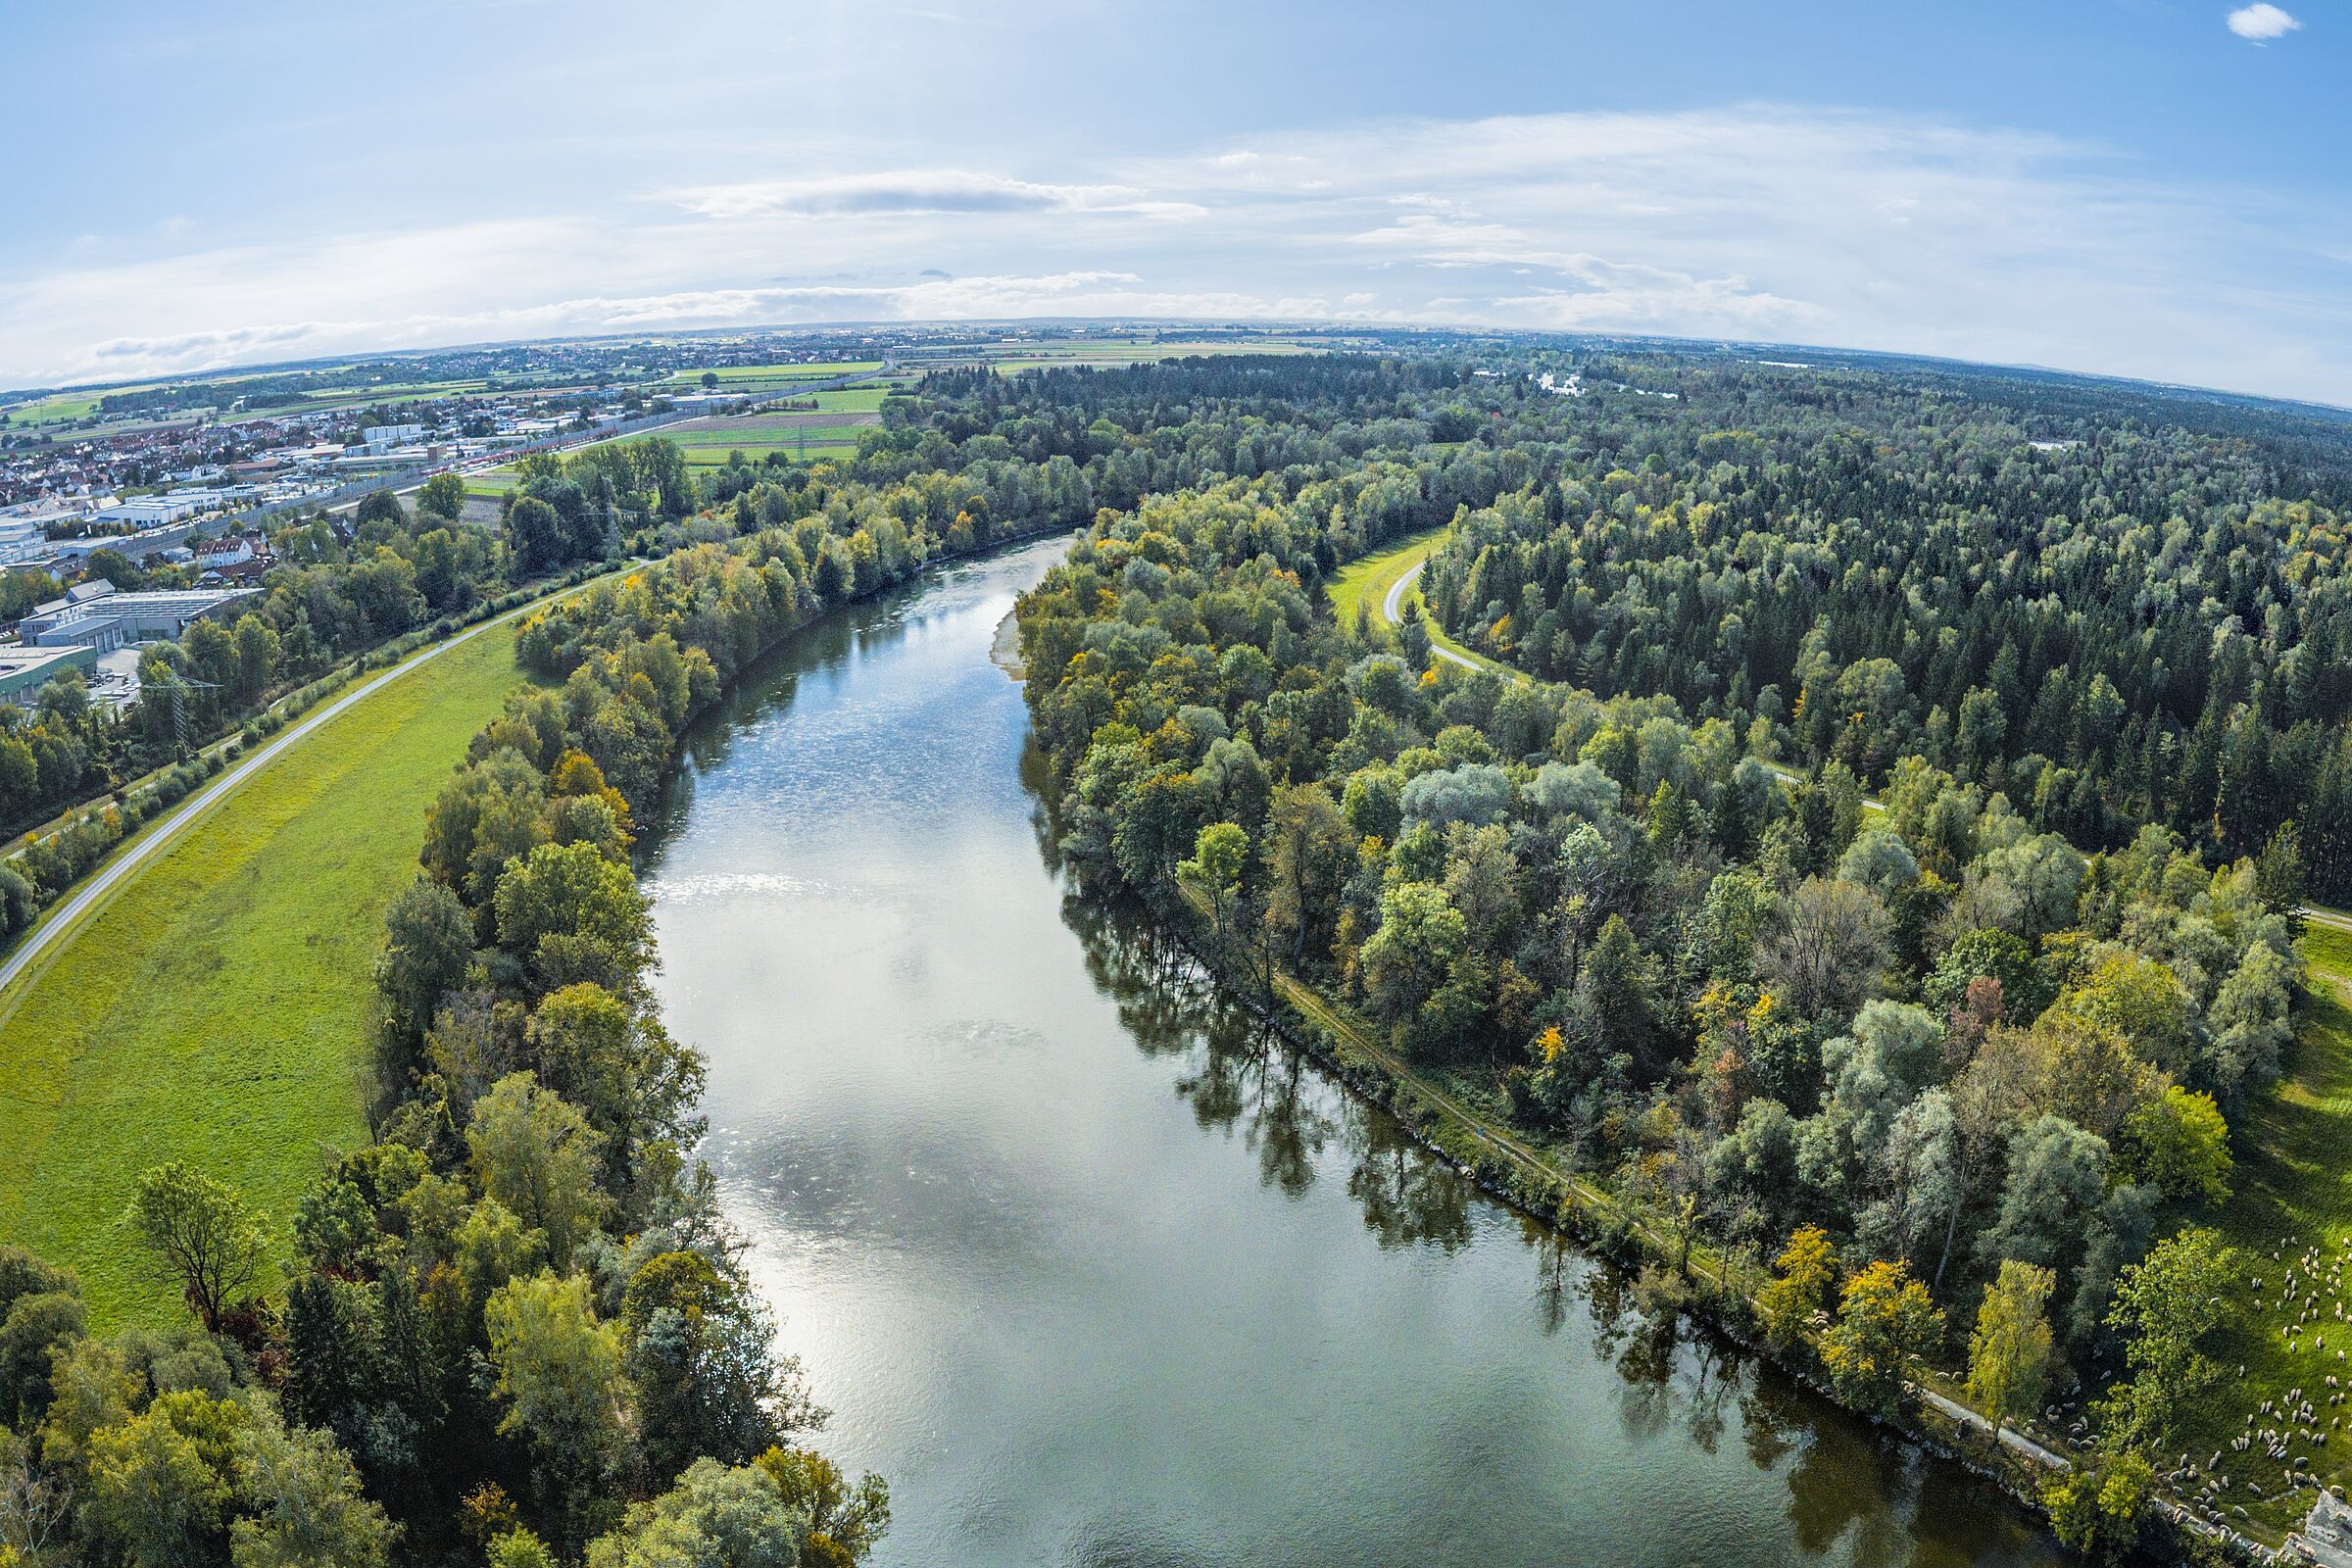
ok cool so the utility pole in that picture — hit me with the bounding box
[145,671,220,759]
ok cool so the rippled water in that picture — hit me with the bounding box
[640,538,2066,1568]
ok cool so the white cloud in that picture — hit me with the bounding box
[2228,4,2301,40]
[7,105,2352,402]
[671,170,1203,220]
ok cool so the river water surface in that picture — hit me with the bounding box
[641,539,2066,1568]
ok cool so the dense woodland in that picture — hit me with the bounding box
[1,347,2344,1561]
[1417,357,2352,896]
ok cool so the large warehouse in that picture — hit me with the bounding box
[16,580,261,653]
[0,643,99,707]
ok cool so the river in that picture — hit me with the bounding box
[640,538,2066,1567]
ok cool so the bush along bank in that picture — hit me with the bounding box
[1014,476,2298,1563]
[1133,874,2270,1566]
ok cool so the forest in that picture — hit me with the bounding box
[1415,353,2352,896]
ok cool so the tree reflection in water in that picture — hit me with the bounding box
[1062,888,1473,1250]
[1034,761,2054,1568]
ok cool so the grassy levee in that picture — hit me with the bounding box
[0,622,545,1326]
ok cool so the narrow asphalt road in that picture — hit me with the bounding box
[1385,558,1485,674]
[0,573,611,1002]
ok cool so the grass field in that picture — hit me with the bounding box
[270,377,490,414]
[1,371,493,429]
[465,409,883,492]
[0,623,546,1327]
[989,339,1320,374]
[662,361,881,388]
[800,387,895,414]
[900,336,1321,374]
[2169,924,2352,1536]
[666,418,873,466]
[1328,526,1516,676]
[2,393,103,425]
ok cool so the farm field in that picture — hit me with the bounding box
[904,335,1323,372]
[666,411,875,461]
[268,377,491,413]
[983,339,1323,374]
[2,391,106,425]
[466,404,890,492]
[662,361,882,390]
[669,428,870,466]
[0,620,548,1327]
[799,385,897,413]
[0,378,179,427]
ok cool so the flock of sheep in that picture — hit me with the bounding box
[2159,1235,2352,1524]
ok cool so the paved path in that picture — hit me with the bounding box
[1916,1387,2071,1470]
[1384,558,1491,675]
[0,571,612,1000]
[2304,906,2352,937]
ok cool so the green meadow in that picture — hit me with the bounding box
[0,622,548,1326]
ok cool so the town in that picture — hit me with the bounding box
[0,328,915,573]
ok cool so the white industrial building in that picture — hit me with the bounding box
[107,495,205,527]
[17,580,262,653]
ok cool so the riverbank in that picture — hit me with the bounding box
[1337,534,2330,1549]
[648,540,2070,1565]
[1138,878,2274,1562]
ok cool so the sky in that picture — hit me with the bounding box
[3,0,2348,402]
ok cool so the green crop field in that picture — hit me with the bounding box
[468,408,887,488]
[803,387,894,413]
[662,361,881,388]
[2,393,104,425]
[271,377,490,413]
[665,412,876,440]
[0,622,549,1327]
[664,414,875,462]
[905,336,1320,373]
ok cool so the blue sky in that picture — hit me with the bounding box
[3,0,2348,401]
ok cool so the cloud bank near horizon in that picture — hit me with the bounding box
[11,103,2352,405]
